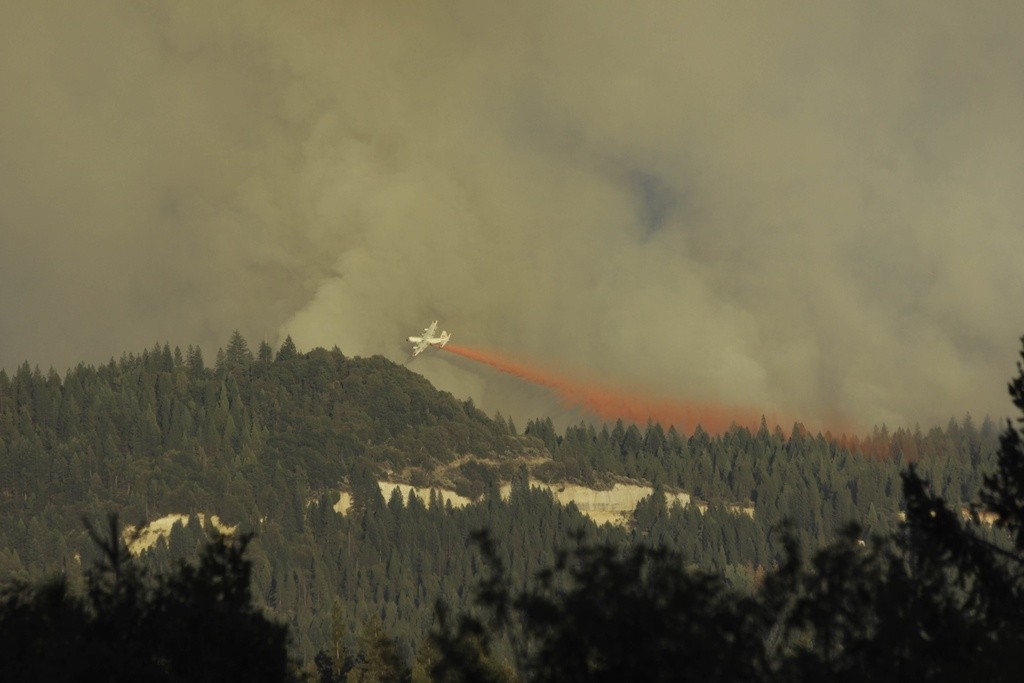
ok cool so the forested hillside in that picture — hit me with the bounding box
[0,334,1003,661]
[0,333,520,544]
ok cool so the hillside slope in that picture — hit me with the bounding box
[0,336,1002,660]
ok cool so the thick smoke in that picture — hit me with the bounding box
[2,2,1023,430]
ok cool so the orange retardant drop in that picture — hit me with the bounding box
[442,343,765,436]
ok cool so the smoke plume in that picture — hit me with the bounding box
[3,2,1024,431]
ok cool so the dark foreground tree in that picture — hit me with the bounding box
[432,532,769,682]
[0,516,296,682]
[765,340,1024,681]
[433,336,1024,682]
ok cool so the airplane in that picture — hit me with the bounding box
[407,320,451,356]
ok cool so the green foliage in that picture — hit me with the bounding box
[0,515,295,681]
[0,331,1014,676]
[981,335,1024,551]
[434,534,769,681]
[276,336,299,362]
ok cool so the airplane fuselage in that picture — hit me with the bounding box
[408,320,451,356]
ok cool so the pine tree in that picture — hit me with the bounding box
[257,341,273,364]
[223,331,253,372]
[186,345,206,375]
[981,334,1024,550]
[276,336,299,362]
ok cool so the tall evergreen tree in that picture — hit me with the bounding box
[257,341,274,364]
[224,331,254,372]
[276,336,299,362]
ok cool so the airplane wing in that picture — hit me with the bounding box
[410,338,430,356]
[408,320,445,357]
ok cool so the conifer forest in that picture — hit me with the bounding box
[2,333,1023,680]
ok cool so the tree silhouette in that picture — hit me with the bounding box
[0,515,296,682]
[222,330,254,372]
[276,335,299,362]
[431,531,767,682]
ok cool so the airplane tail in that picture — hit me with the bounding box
[439,331,451,347]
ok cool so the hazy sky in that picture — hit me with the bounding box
[2,2,1023,431]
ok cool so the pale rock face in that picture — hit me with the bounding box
[333,492,352,515]
[333,480,711,528]
[545,483,690,513]
[376,482,473,510]
[123,514,237,555]
[127,482,746,553]
[332,483,472,515]
[512,482,693,526]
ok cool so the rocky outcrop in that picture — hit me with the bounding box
[123,514,237,555]
[333,480,704,527]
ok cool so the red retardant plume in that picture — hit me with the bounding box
[442,343,767,436]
